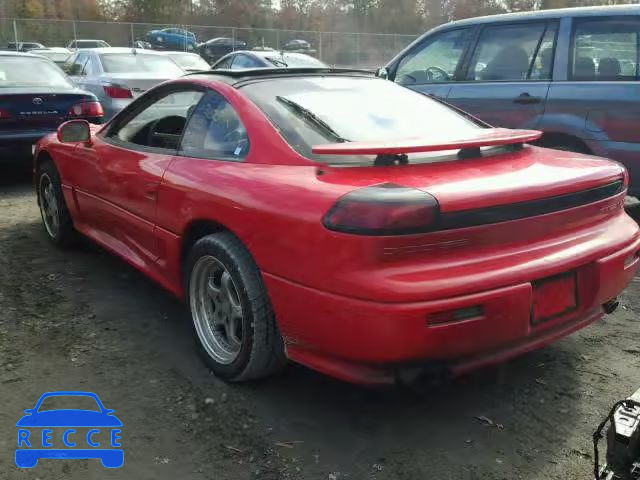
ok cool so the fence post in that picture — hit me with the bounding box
[72,20,77,45]
[355,34,360,67]
[12,19,17,49]
[130,22,134,47]
[276,29,279,50]
[231,27,236,51]
[318,31,322,63]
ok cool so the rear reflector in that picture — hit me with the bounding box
[324,183,439,235]
[428,306,484,326]
[104,85,133,99]
[68,101,104,118]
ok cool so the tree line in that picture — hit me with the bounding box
[2,0,638,34]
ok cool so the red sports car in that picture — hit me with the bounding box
[34,68,640,386]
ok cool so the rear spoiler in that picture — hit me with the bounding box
[311,128,542,156]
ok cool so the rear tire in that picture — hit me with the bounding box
[37,159,76,247]
[186,232,286,381]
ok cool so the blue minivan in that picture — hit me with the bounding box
[379,5,640,195]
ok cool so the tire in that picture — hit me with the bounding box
[186,232,286,381]
[37,159,76,247]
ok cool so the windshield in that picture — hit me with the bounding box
[243,77,483,164]
[0,56,71,88]
[171,54,210,71]
[37,395,101,412]
[100,53,184,75]
[264,53,324,68]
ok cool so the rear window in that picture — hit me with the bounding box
[242,77,483,164]
[100,53,184,75]
[0,56,71,88]
[34,51,70,62]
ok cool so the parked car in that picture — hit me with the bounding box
[6,42,45,52]
[283,39,313,52]
[34,68,639,385]
[163,51,210,72]
[0,52,102,164]
[30,47,72,67]
[379,4,640,195]
[212,50,326,69]
[67,39,111,50]
[198,37,246,64]
[145,28,197,51]
[63,48,185,119]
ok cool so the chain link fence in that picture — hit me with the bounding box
[0,18,417,68]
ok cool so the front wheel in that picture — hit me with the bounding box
[37,160,76,247]
[186,232,286,381]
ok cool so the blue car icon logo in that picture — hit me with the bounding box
[16,391,123,468]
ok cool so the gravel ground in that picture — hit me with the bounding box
[1,170,639,480]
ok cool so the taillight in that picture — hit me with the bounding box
[103,85,133,99]
[69,101,104,118]
[0,108,12,119]
[323,183,440,235]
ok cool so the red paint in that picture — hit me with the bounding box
[37,74,640,385]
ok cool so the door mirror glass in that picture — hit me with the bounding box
[376,67,388,79]
[58,120,90,143]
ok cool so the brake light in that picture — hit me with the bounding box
[323,184,440,235]
[68,101,104,118]
[0,108,12,119]
[103,85,133,99]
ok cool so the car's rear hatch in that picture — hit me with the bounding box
[308,129,630,303]
[0,87,92,132]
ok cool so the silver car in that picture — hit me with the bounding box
[63,47,186,119]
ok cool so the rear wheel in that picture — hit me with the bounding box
[186,232,286,381]
[37,160,76,247]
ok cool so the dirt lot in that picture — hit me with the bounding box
[1,170,639,480]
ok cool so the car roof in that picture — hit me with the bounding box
[0,50,49,58]
[165,51,201,57]
[186,68,374,87]
[83,47,170,55]
[243,50,316,59]
[30,47,70,52]
[439,4,640,29]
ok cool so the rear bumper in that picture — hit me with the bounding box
[265,234,640,386]
[0,132,52,161]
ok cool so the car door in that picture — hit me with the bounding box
[72,86,205,270]
[446,21,557,129]
[389,27,475,100]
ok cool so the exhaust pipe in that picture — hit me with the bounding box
[603,298,620,315]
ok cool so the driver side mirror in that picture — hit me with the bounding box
[57,120,91,144]
[375,67,389,80]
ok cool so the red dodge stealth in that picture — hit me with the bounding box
[34,68,640,385]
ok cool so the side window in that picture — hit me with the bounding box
[215,56,233,69]
[69,53,89,76]
[467,23,548,81]
[394,28,472,85]
[62,54,76,74]
[180,92,249,160]
[571,18,639,81]
[231,54,261,69]
[530,24,558,80]
[82,56,95,76]
[110,89,204,151]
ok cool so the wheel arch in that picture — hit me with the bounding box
[534,132,592,154]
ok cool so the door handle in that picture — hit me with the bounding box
[513,93,541,105]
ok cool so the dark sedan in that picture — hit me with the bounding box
[198,37,247,64]
[211,50,326,70]
[0,52,103,164]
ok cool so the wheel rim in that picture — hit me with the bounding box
[189,255,244,365]
[39,173,59,238]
